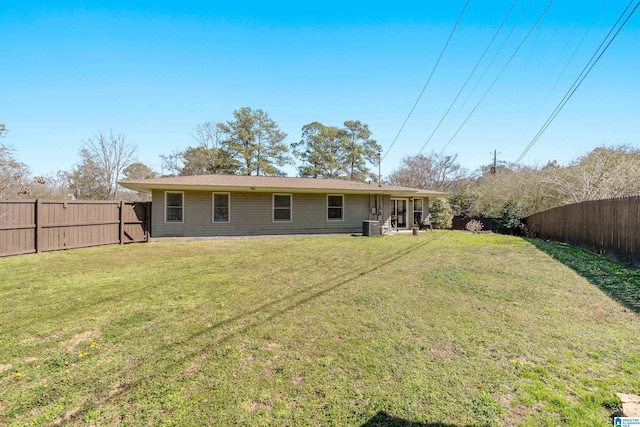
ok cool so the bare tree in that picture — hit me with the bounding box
[187,121,239,174]
[447,145,640,219]
[546,145,640,203]
[387,152,467,191]
[160,149,184,177]
[469,163,561,217]
[160,122,239,177]
[0,125,32,198]
[83,130,137,200]
[191,122,225,153]
[29,171,69,199]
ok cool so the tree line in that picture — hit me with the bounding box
[2,110,639,220]
[160,107,381,181]
[0,108,381,201]
[388,144,640,229]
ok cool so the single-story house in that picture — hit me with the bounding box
[118,175,447,237]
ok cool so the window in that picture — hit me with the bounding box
[413,198,423,225]
[165,191,184,223]
[327,195,344,221]
[213,193,230,223]
[273,194,292,222]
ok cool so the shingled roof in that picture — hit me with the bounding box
[119,175,448,197]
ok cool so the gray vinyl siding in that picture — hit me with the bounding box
[151,190,376,237]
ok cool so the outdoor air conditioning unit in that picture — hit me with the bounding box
[362,220,380,236]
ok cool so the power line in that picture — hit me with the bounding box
[436,0,556,156]
[514,0,607,146]
[512,0,639,167]
[381,0,471,161]
[442,0,536,131]
[414,0,519,157]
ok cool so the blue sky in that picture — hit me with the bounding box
[1,1,638,178]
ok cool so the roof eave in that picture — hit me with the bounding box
[118,181,448,196]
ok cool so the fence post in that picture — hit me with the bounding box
[145,202,151,242]
[35,199,42,253]
[119,200,125,244]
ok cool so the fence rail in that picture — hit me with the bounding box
[0,200,151,257]
[526,196,640,267]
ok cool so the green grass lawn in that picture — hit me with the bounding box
[1,232,639,426]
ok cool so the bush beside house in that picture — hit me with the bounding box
[430,198,453,229]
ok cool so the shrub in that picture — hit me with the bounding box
[498,200,525,235]
[465,219,483,233]
[430,198,453,229]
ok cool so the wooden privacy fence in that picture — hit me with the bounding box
[0,200,151,257]
[526,196,640,266]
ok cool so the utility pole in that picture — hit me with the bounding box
[378,152,382,187]
[490,150,498,175]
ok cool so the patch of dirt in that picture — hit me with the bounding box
[262,342,281,351]
[247,401,273,413]
[107,379,124,401]
[503,400,542,426]
[240,354,256,368]
[262,360,275,377]
[495,392,520,427]
[185,353,210,374]
[21,334,59,345]
[29,406,47,418]
[292,373,304,385]
[61,330,100,352]
[429,341,457,357]
[96,381,131,422]
[53,396,87,425]
[0,364,11,373]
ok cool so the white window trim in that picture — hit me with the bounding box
[212,192,231,223]
[413,197,423,225]
[165,191,184,223]
[272,193,292,223]
[327,194,344,221]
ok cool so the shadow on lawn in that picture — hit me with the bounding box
[65,232,449,424]
[361,411,470,427]
[527,238,640,315]
[189,231,448,344]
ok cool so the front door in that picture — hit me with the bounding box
[391,199,408,229]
